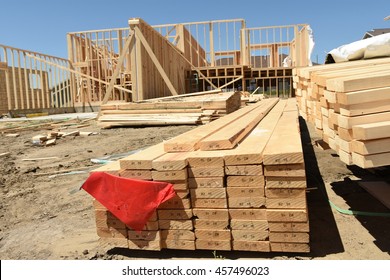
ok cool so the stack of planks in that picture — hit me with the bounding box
[90,97,309,253]
[293,57,390,168]
[97,91,241,128]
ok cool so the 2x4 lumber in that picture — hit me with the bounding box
[337,86,390,105]
[351,152,390,168]
[351,138,390,155]
[162,240,195,250]
[186,150,225,167]
[339,100,390,117]
[163,101,272,152]
[270,242,309,253]
[188,177,224,188]
[151,152,189,171]
[230,220,268,231]
[228,209,266,220]
[228,197,266,208]
[145,89,221,101]
[119,142,165,170]
[233,241,270,252]
[158,220,193,230]
[326,70,390,92]
[195,240,231,250]
[192,209,229,220]
[264,163,305,177]
[194,229,231,241]
[100,109,203,114]
[199,98,278,150]
[231,230,268,241]
[193,219,229,229]
[268,222,309,232]
[160,230,195,241]
[337,111,390,129]
[352,121,390,140]
[225,165,263,176]
[223,99,287,165]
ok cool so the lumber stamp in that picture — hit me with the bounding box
[270,242,310,253]
[232,241,270,252]
[231,230,269,241]
[193,219,229,230]
[195,229,231,241]
[195,240,231,251]
[264,163,305,177]
[119,169,152,180]
[188,166,224,177]
[192,209,229,220]
[162,240,195,250]
[151,169,188,181]
[186,150,225,167]
[266,177,307,188]
[265,188,306,198]
[158,220,193,230]
[265,197,307,209]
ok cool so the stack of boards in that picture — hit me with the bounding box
[91,97,309,253]
[293,57,390,168]
[98,91,241,128]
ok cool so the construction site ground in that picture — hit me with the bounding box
[0,116,389,260]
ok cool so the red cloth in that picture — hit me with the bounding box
[81,172,176,232]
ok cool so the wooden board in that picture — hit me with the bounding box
[351,138,390,155]
[192,209,229,220]
[160,229,195,241]
[193,219,229,229]
[357,181,390,209]
[232,240,270,252]
[119,169,152,180]
[157,209,193,220]
[228,197,266,208]
[198,98,278,150]
[269,232,309,243]
[188,167,224,177]
[191,198,228,209]
[264,163,305,177]
[223,100,286,165]
[352,120,390,140]
[266,177,307,188]
[270,242,309,253]
[120,142,165,170]
[339,100,390,117]
[337,111,390,130]
[226,175,265,187]
[225,165,263,176]
[230,219,268,231]
[228,209,267,220]
[151,169,188,181]
[188,177,224,188]
[268,222,309,232]
[195,229,231,240]
[162,239,195,250]
[190,188,226,199]
[163,102,268,152]
[195,240,231,250]
[337,86,390,105]
[266,209,308,222]
[227,187,265,197]
[265,188,306,198]
[127,230,160,241]
[152,152,189,171]
[352,152,390,168]
[128,239,162,251]
[266,197,307,209]
[158,219,193,230]
[186,150,225,167]
[158,197,191,209]
[231,230,269,241]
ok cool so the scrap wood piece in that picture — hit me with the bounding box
[163,100,270,152]
[199,98,278,151]
[357,181,390,209]
[5,133,19,137]
[22,156,60,161]
[0,152,10,158]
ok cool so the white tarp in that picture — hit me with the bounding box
[327,32,390,63]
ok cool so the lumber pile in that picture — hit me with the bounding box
[97,91,241,128]
[89,97,309,253]
[293,57,390,168]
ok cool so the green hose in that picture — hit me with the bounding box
[328,200,390,217]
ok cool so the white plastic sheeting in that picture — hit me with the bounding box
[327,32,390,63]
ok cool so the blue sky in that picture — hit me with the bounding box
[0,0,389,64]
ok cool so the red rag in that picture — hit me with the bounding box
[81,172,176,232]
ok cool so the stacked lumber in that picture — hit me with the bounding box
[89,97,309,253]
[293,57,390,168]
[97,91,241,128]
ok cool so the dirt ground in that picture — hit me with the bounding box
[0,116,389,260]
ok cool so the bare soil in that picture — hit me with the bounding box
[0,117,389,260]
